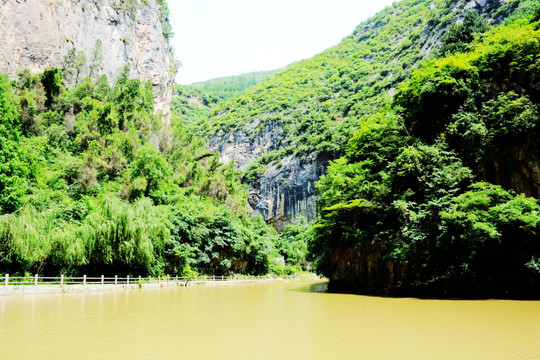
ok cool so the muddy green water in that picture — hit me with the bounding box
[1,280,539,359]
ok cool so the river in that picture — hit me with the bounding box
[1,280,539,359]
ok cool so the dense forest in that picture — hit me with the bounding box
[311,4,540,297]
[171,70,278,126]
[0,66,308,277]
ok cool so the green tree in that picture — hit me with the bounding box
[61,48,87,83]
[0,75,35,214]
[131,145,173,201]
[89,39,104,79]
[437,183,540,296]
[277,216,310,266]
[438,11,489,56]
[41,67,64,109]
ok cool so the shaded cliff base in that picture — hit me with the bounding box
[326,245,540,300]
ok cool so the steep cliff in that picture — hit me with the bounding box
[0,0,175,126]
[205,0,516,230]
[207,122,330,231]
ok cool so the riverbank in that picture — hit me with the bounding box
[0,275,310,296]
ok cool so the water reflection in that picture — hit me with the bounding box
[290,280,329,293]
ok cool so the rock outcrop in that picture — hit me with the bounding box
[0,0,175,126]
[327,243,407,295]
[249,152,328,232]
[208,122,331,232]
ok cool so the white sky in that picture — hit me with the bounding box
[169,0,396,85]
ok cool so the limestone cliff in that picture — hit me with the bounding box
[0,0,175,126]
[208,122,331,232]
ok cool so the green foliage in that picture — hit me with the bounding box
[434,183,540,295]
[396,20,540,167]
[131,144,173,201]
[0,75,37,214]
[61,47,87,83]
[276,216,311,266]
[189,70,279,100]
[311,11,540,297]
[41,67,64,109]
[88,39,104,79]
[438,11,489,56]
[0,197,169,275]
[0,67,288,277]
[166,199,277,275]
[171,70,278,129]
[156,0,173,40]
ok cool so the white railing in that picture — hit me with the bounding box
[1,274,298,287]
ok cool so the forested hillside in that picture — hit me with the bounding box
[203,0,530,231]
[1,0,539,298]
[198,0,540,297]
[312,3,540,298]
[0,67,310,277]
[171,70,278,126]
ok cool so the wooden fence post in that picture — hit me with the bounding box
[115,275,118,285]
[60,274,64,286]
[127,275,130,285]
[101,275,104,285]
[148,276,151,284]
[83,275,86,286]
[4,274,8,287]
[34,274,38,286]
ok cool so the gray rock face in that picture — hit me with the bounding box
[208,120,284,172]
[465,0,505,11]
[249,152,329,232]
[208,122,330,232]
[0,0,175,126]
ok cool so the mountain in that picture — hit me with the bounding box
[171,70,279,126]
[0,0,176,127]
[203,0,523,231]
[312,4,540,298]
[189,70,280,101]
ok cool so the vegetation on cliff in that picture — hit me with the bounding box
[311,6,540,297]
[202,0,526,166]
[171,70,278,127]
[0,67,307,277]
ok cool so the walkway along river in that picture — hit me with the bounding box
[0,274,291,295]
[1,280,539,359]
